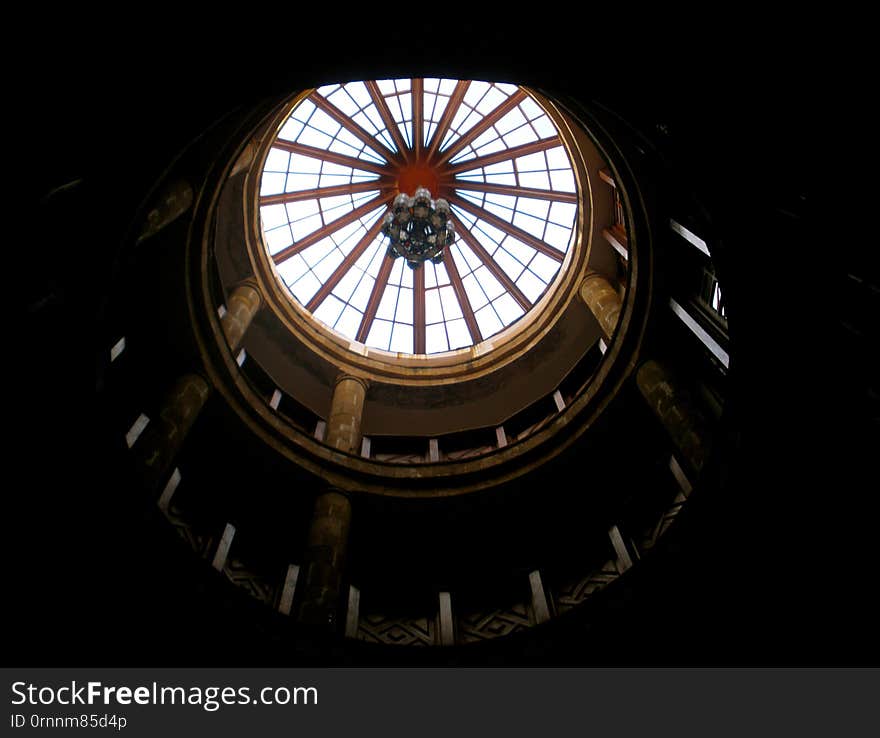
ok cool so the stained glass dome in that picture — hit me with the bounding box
[258,78,578,356]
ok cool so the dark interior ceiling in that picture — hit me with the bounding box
[15,26,876,666]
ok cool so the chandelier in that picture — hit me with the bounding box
[381,186,456,269]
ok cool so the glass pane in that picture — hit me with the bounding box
[389,323,413,353]
[264,149,290,171]
[529,252,559,282]
[518,171,551,190]
[290,271,322,304]
[349,276,375,311]
[493,248,525,282]
[366,319,393,350]
[335,305,363,338]
[276,253,308,285]
[543,223,572,252]
[512,211,546,239]
[545,146,569,169]
[502,125,537,148]
[278,119,304,141]
[446,318,472,349]
[260,205,287,231]
[502,237,537,265]
[286,200,319,220]
[290,213,323,241]
[517,269,547,303]
[475,305,503,338]
[426,323,449,354]
[434,262,450,286]
[327,88,359,116]
[493,292,525,324]
[260,173,286,195]
[462,273,489,310]
[474,267,505,301]
[312,294,345,327]
[424,261,438,289]
[549,201,576,226]
[439,285,463,320]
[312,248,344,282]
[549,170,576,192]
[332,266,362,303]
[264,226,293,254]
[290,154,323,173]
[425,289,443,323]
[395,287,414,324]
[517,198,550,219]
[376,284,399,320]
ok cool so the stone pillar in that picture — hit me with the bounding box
[137,180,194,243]
[579,270,622,340]
[296,375,365,630]
[220,281,262,352]
[229,139,259,178]
[324,375,369,454]
[297,490,353,629]
[636,360,711,475]
[132,373,212,492]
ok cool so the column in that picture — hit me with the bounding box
[579,270,622,340]
[636,359,711,475]
[132,372,211,492]
[137,180,193,243]
[324,374,369,454]
[296,374,367,629]
[296,490,353,629]
[130,283,262,492]
[220,281,262,352]
[229,139,258,178]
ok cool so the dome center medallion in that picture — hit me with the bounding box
[396,161,440,198]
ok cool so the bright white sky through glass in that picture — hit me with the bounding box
[259,79,578,356]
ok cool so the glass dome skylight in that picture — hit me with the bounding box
[259,78,578,355]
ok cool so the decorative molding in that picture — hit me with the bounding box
[160,503,215,561]
[223,556,279,607]
[555,560,621,615]
[357,613,436,646]
[457,601,532,643]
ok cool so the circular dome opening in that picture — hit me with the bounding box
[257,78,579,359]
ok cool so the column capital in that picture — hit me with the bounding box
[231,278,262,303]
[316,486,354,507]
[333,373,370,393]
[580,268,610,285]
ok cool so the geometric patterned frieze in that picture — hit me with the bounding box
[154,451,700,647]
[357,613,436,646]
[554,560,621,615]
[443,445,496,461]
[161,502,216,561]
[223,556,280,608]
[457,600,533,643]
[639,489,689,552]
